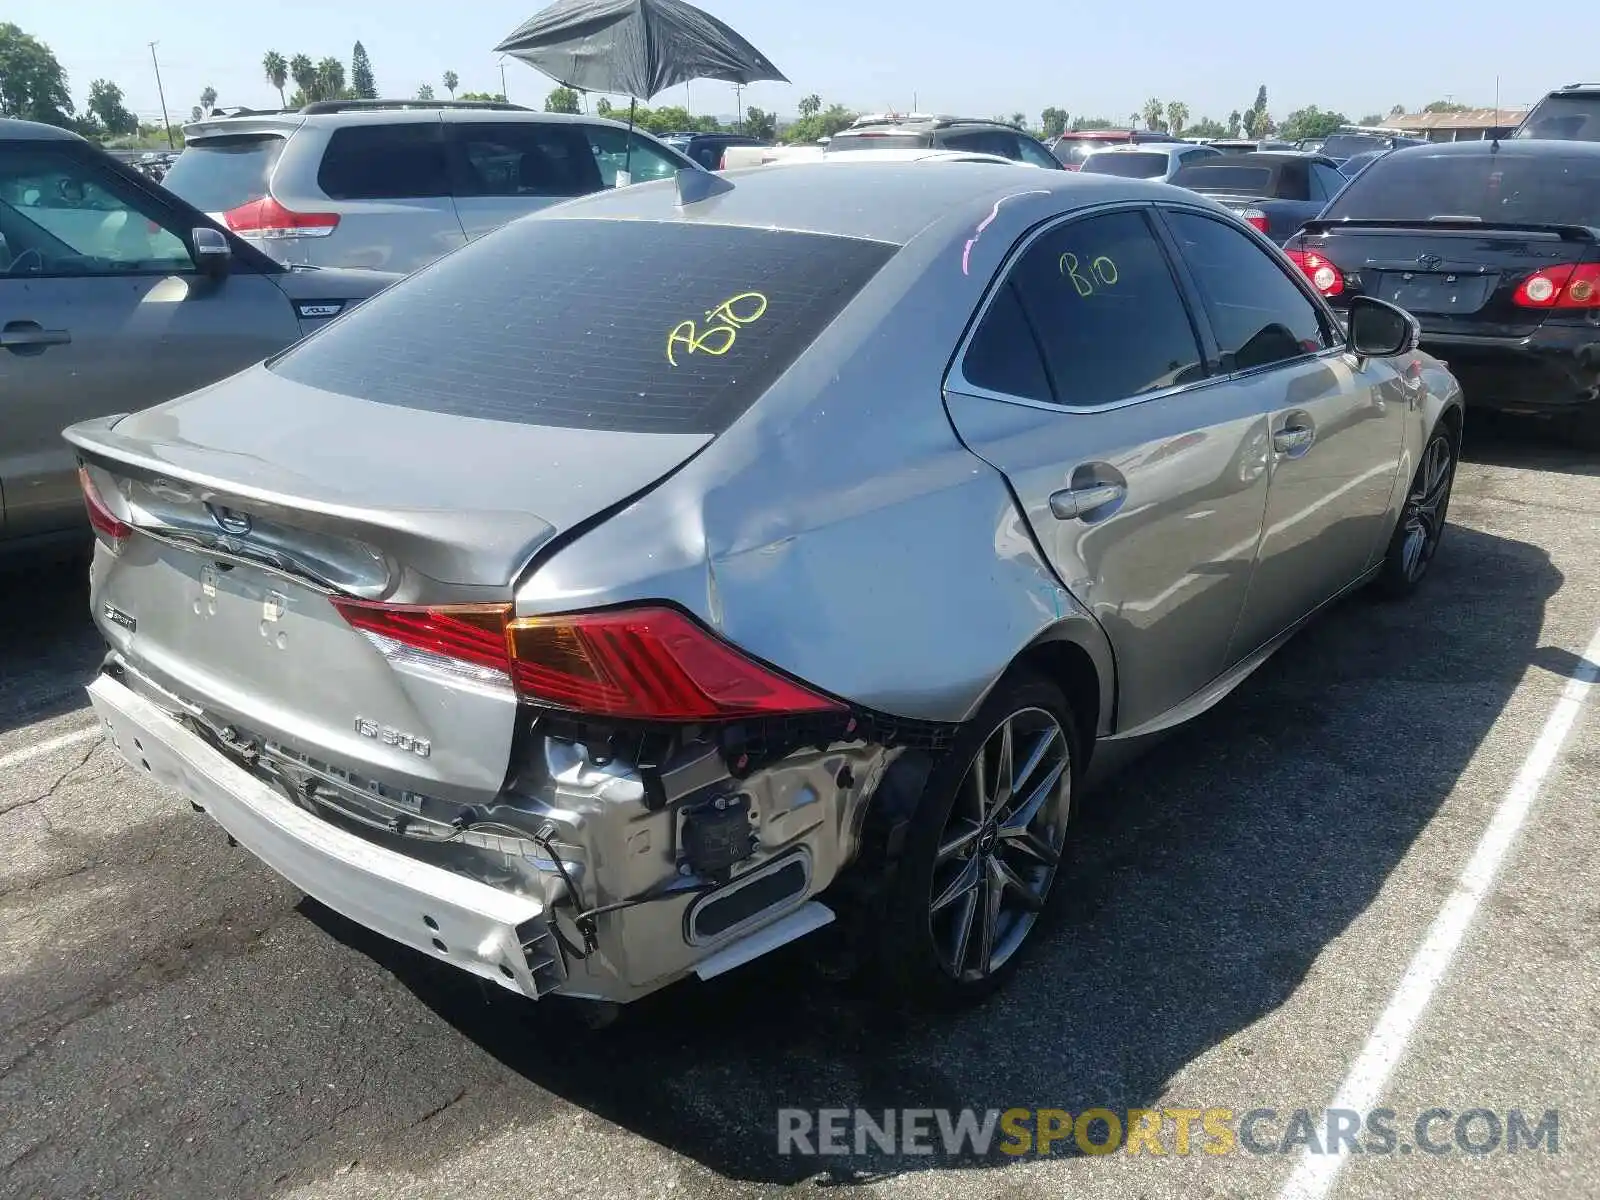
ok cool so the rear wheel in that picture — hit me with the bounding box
[878,672,1076,1005]
[1375,423,1456,598]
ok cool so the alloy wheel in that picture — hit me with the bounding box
[928,707,1071,983]
[1400,431,1455,583]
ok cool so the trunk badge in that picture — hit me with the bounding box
[208,504,252,536]
[1417,254,1443,269]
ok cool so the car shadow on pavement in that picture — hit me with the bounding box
[0,550,100,735]
[308,515,1564,1188]
[1460,411,1600,477]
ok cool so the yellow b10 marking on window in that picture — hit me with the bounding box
[1059,252,1120,297]
[666,291,769,366]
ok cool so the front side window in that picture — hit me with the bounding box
[584,126,687,186]
[1016,137,1062,169]
[963,208,1206,408]
[455,123,600,197]
[1164,210,1332,373]
[0,147,193,275]
[318,123,450,200]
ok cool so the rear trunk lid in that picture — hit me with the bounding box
[1292,220,1600,338]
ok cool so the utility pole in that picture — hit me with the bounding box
[149,42,175,147]
[734,83,743,131]
[498,56,509,102]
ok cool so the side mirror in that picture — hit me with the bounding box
[192,226,232,280]
[1346,295,1419,358]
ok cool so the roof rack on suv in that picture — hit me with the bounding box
[846,113,1027,132]
[296,98,532,115]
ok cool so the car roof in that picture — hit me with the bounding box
[531,160,1181,245]
[1387,138,1600,159]
[181,106,655,140]
[1194,150,1330,166]
[817,148,1024,165]
[0,117,86,143]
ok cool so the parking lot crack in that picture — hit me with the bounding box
[0,744,97,817]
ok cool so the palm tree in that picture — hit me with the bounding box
[1142,97,1164,133]
[443,70,459,99]
[263,51,288,108]
[317,57,346,101]
[417,84,435,101]
[200,86,218,116]
[1165,100,1188,138]
[799,93,821,118]
[290,54,318,102]
[1129,110,1141,130]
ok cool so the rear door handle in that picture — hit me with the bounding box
[1049,483,1126,520]
[1,321,72,353]
[1273,425,1315,455]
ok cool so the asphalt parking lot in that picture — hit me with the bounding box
[1,417,1597,1200]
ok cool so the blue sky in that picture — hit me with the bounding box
[9,0,1583,128]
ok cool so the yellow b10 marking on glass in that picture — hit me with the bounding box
[1059,252,1120,297]
[667,291,769,365]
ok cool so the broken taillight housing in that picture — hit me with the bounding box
[1512,262,1600,309]
[78,466,131,551]
[331,599,845,722]
[1285,248,1345,297]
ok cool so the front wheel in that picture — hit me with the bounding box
[1375,423,1456,598]
[876,671,1077,1005]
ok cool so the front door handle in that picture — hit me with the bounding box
[1049,482,1126,520]
[1,321,72,354]
[1273,425,1315,455]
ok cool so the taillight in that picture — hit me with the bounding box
[1512,262,1600,308]
[223,196,339,239]
[716,149,728,170]
[1239,208,1270,234]
[332,600,844,722]
[1286,248,1345,297]
[78,466,131,551]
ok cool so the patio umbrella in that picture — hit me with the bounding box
[496,0,787,178]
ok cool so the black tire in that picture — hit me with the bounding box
[876,670,1078,1007]
[1375,421,1457,599]
[1567,405,1600,452]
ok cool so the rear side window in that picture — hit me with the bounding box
[318,123,449,200]
[268,219,897,434]
[453,122,600,197]
[1081,152,1168,178]
[1515,95,1600,141]
[1171,165,1273,193]
[963,208,1205,408]
[1323,149,1600,225]
[162,135,285,212]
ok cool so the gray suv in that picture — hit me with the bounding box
[825,115,1063,168]
[163,100,702,273]
[0,117,398,556]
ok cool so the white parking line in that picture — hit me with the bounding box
[1278,619,1600,1200]
[0,724,101,772]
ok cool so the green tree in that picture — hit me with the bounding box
[1040,106,1068,138]
[1279,105,1348,141]
[263,51,288,108]
[416,83,434,101]
[317,57,345,100]
[1424,99,1468,113]
[1243,85,1272,138]
[744,105,777,139]
[289,54,318,103]
[0,23,74,126]
[1358,112,1383,126]
[1141,97,1164,131]
[199,85,218,115]
[781,102,857,144]
[544,85,580,113]
[595,97,613,116]
[1166,100,1188,138]
[443,70,459,99]
[459,91,506,103]
[1186,116,1228,139]
[1226,109,1242,136]
[1071,114,1112,131]
[86,78,136,135]
[351,42,377,99]
[798,93,821,118]
[1388,103,1406,117]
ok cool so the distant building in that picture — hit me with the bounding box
[1391,107,1528,142]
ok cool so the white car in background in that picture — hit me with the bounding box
[1079,141,1222,183]
[720,145,1034,170]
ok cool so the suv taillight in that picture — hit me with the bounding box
[1512,262,1600,308]
[1285,249,1345,297]
[223,196,339,239]
[1239,208,1270,234]
[332,600,845,721]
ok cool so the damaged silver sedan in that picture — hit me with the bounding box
[67,160,1462,1009]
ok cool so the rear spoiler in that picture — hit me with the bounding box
[1299,217,1600,242]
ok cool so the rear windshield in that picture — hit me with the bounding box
[826,133,927,151]
[1170,165,1273,193]
[1318,135,1388,160]
[268,218,897,434]
[1081,152,1168,178]
[1323,149,1600,226]
[162,135,285,212]
[1515,94,1600,141]
[1053,137,1124,164]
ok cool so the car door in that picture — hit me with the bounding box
[0,140,299,540]
[943,205,1275,731]
[1158,206,1408,659]
[447,121,604,241]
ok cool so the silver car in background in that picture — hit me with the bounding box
[162,100,702,274]
[68,163,1463,1012]
[1078,141,1222,182]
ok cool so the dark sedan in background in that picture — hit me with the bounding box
[1170,151,1346,243]
[1283,139,1600,447]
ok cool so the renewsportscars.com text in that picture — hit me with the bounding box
[777,1106,1560,1158]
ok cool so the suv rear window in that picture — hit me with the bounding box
[1081,151,1169,178]
[1170,164,1273,193]
[1318,134,1389,160]
[1053,137,1126,165]
[826,133,928,151]
[1515,94,1600,141]
[268,219,898,434]
[1323,149,1600,226]
[318,123,450,200]
[162,135,285,212]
